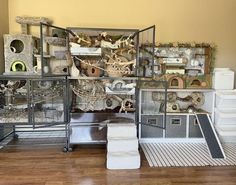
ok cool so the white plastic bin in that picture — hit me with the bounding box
[213,68,234,90]
[215,125,236,143]
[215,90,236,109]
[215,108,236,125]
[216,124,236,131]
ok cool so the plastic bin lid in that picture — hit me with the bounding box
[215,108,236,114]
[216,124,236,131]
[213,68,232,72]
[216,126,236,136]
[216,90,236,99]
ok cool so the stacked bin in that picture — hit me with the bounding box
[215,91,236,142]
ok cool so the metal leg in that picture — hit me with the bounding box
[63,123,68,152]
[63,141,73,152]
[13,125,18,139]
[63,123,73,152]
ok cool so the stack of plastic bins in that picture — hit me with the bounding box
[215,90,236,142]
[106,123,140,169]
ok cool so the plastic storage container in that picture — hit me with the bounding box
[214,108,236,125]
[215,125,236,143]
[215,90,236,109]
[213,68,234,90]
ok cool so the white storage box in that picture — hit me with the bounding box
[215,108,236,125]
[215,90,236,109]
[213,68,234,90]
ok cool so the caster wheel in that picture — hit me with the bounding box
[63,147,68,152]
[13,134,19,139]
[68,148,73,152]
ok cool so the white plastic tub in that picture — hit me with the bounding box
[215,90,236,109]
[215,124,236,132]
[213,68,234,90]
[215,125,236,143]
[214,108,236,125]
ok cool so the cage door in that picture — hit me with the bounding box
[137,25,156,77]
[40,23,72,77]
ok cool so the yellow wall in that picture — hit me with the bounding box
[0,0,9,73]
[8,0,236,78]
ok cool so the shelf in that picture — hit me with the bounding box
[70,47,102,56]
[141,112,211,116]
[141,113,161,116]
[140,88,214,92]
[0,74,42,79]
[0,75,66,80]
[68,76,138,80]
[141,113,194,116]
[0,122,30,126]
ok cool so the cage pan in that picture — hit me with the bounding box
[70,125,107,143]
[69,112,135,144]
[70,112,135,124]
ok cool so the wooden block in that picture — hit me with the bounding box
[21,24,29,34]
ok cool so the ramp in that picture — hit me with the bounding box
[195,113,225,159]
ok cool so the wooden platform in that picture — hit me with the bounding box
[1,143,236,185]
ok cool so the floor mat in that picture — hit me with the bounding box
[141,142,236,167]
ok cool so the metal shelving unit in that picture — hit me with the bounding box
[1,24,167,151]
[65,26,139,151]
